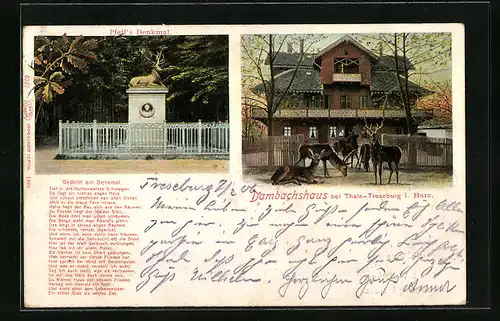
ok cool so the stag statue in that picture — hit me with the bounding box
[129,50,166,87]
[364,119,402,185]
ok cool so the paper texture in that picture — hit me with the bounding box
[22,24,465,307]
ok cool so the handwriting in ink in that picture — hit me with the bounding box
[346,201,400,223]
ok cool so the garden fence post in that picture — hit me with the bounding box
[128,123,132,152]
[224,122,229,153]
[198,119,202,153]
[93,119,97,153]
[163,121,167,154]
[71,121,75,151]
[58,120,62,154]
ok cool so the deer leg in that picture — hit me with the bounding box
[395,162,399,183]
[373,163,378,185]
[323,160,329,177]
[274,177,298,185]
[295,176,311,185]
[387,161,394,184]
[378,162,383,185]
[271,168,290,185]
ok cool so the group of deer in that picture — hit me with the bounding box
[271,120,402,185]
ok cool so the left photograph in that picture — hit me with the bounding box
[32,34,229,174]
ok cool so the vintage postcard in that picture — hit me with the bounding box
[22,24,465,307]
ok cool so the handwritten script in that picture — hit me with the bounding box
[134,177,465,304]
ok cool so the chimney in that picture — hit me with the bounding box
[300,38,304,55]
[287,42,293,53]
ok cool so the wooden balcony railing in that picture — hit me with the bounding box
[252,108,433,119]
[332,73,361,82]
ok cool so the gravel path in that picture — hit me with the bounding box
[35,147,229,174]
[244,166,453,187]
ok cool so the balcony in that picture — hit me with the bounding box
[332,73,361,83]
[252,108,433,119]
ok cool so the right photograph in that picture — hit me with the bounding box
[241,33,453,187]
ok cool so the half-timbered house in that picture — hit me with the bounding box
[251,35,433,143]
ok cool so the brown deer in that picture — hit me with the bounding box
[296,144,353,177]
[271,149,325,185]
[333,133,359,168]
[363,119,402,185]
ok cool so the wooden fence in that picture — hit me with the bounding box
[381,134,453,168]
[242,135,305,167]
[242,134,452,170]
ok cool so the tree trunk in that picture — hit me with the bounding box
[267,116,274,170]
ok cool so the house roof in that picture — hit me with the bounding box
[252,69,432,96]
[373,55,415,71]
[269,52,314,69]
[371,71,433,96]
[418,124,452,130]
[314,35,379,61]
[253,68,322,94]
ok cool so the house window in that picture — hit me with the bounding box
[359,96,368,108]
[324,95,331,109]
[334,58,360,74]
[309,95,321,108]
[309,126,317,138]
[283,125,292,136]
[329,125,337,138]
[338,125,345,137]
[340,95,352,109]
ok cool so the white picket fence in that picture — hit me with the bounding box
[58,120,229,156]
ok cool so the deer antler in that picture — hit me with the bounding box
[154,51,166,69]
[139,49,166,70]
[372,120,384,134]
[363,117,372,134]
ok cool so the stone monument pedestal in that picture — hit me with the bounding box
[126,86,168,150]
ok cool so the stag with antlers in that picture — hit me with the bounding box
[129,50,166,87]
[363,119,402,185]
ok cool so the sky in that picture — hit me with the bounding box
[283,33,452,85]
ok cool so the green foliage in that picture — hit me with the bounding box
[33,34,229,127]
[33,34,99,105]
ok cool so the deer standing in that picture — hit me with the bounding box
[364,120,402,185]
[333,133,359,168]
[271,149,325,185]
[296,144,353,177]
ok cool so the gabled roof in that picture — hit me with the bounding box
[268,52,314,69]
[314,35,379,61]
[253,68,322,94]
[371,70,433,96]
